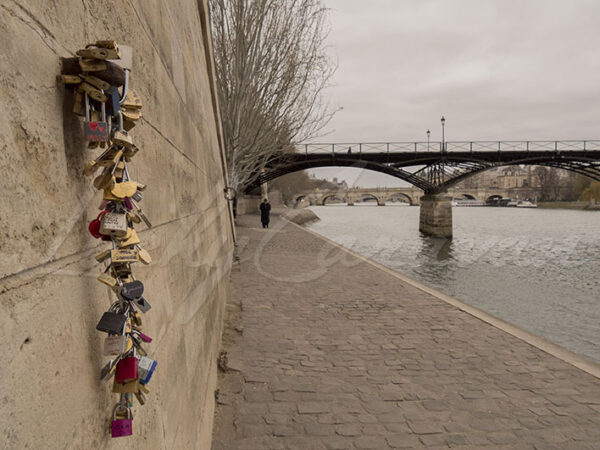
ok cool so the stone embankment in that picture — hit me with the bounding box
[212,213,600,449]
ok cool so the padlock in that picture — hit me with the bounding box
[100,358,119,381]
[113,112,134,148]
[133,296,152,314]
[97,272,117,287]
[134,391,146,405]
[83,92,109,143]
[79,58,107,72]
[77,46,121,60]
[137,248,152,264]
[96,311,128,334]
[79,82,108,102]
[81,75,110,91]
[134,330,152,343]
[104,334,127,356]
[137,356,157,385]
[111,249,138,264]
[93,170,115,190]
[131,190,142,202]
[88,211,109,238]
[105,86,120,115]
[100,212,127,237]
[118,229,140,248]
[111,404,133,438]
[131,311,142,327]
[120,280,144,300]
[95,249,112,263]
[112,378,139,394]
[111,181,138,199]
[115,356,138,384]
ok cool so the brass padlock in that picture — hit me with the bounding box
[98,272,118,287]
[118,229,140,248]
[113,111,134,148]
[79,58,107,72]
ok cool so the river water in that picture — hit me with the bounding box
[307,204,600,362]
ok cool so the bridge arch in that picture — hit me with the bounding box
[321,194,346,205]
[355,193,382,205]
[386,192,413,205]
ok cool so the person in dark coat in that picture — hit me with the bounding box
[260,198,271,228]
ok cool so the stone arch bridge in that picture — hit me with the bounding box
[294,187,529,207]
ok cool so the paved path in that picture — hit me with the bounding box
[212,213,600,449]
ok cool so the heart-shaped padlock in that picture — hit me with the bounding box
[88,211,109,238]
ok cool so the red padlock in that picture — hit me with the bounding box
[88,211,109,238]
[115,356,138,384]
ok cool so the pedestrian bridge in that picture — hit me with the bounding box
[246,140,600,238]
[294,187,525,207]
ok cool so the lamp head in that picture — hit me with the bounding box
[441,116,445,125]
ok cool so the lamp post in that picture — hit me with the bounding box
[441,116,446,153]
[426,129,430,152]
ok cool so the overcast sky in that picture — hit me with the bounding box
[309,0,600,187]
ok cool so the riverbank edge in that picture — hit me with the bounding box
[538,201,600,210]
[287,217,600,380]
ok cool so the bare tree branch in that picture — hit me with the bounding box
[209,0,337,191]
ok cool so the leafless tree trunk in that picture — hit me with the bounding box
[209,0,337,191]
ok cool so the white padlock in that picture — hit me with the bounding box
[100,212,128,237]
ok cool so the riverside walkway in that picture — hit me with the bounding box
[212,212,600,449]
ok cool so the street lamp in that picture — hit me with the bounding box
[440,116,446,153]
[426,129,430,151]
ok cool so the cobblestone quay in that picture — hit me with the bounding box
[212,213,600,449]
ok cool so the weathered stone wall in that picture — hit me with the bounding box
[0,1,234,448]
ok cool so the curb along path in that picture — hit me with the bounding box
[212,214,600,449]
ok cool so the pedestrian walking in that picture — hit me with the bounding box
[260,198,271,228]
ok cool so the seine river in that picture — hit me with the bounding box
[307,204,600,362]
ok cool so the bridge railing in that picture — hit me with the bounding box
[294,140,600,155]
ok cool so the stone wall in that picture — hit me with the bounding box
[0,1,234,448]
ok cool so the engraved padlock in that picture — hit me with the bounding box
[84,92,109,143]
[111,404,133,438]
[137,356,157,385]
[112,111,134,148]
[104,334,127,356]
[99,211,127,237]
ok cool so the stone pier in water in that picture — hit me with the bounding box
[419,193,453,238]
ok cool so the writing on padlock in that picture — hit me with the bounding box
[111,404,133,438]
[100,212,128,237]
[111,248,138,264]
[137,356,157,385]
[120,280,144,300]
[104,334,127,356]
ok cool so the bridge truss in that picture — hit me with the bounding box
[246,140,600,194]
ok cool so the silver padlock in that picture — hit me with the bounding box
[100,211,128,237]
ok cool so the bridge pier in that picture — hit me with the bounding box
[377,201,386,206]
[419,193,452,238]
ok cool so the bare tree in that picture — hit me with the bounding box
[209,0,337,191]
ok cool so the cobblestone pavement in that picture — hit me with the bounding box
[212,214,600,449]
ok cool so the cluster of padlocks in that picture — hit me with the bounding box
[58,41,156,438]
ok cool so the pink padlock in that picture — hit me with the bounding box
[111,404,133,438]
[115,356,138,384]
